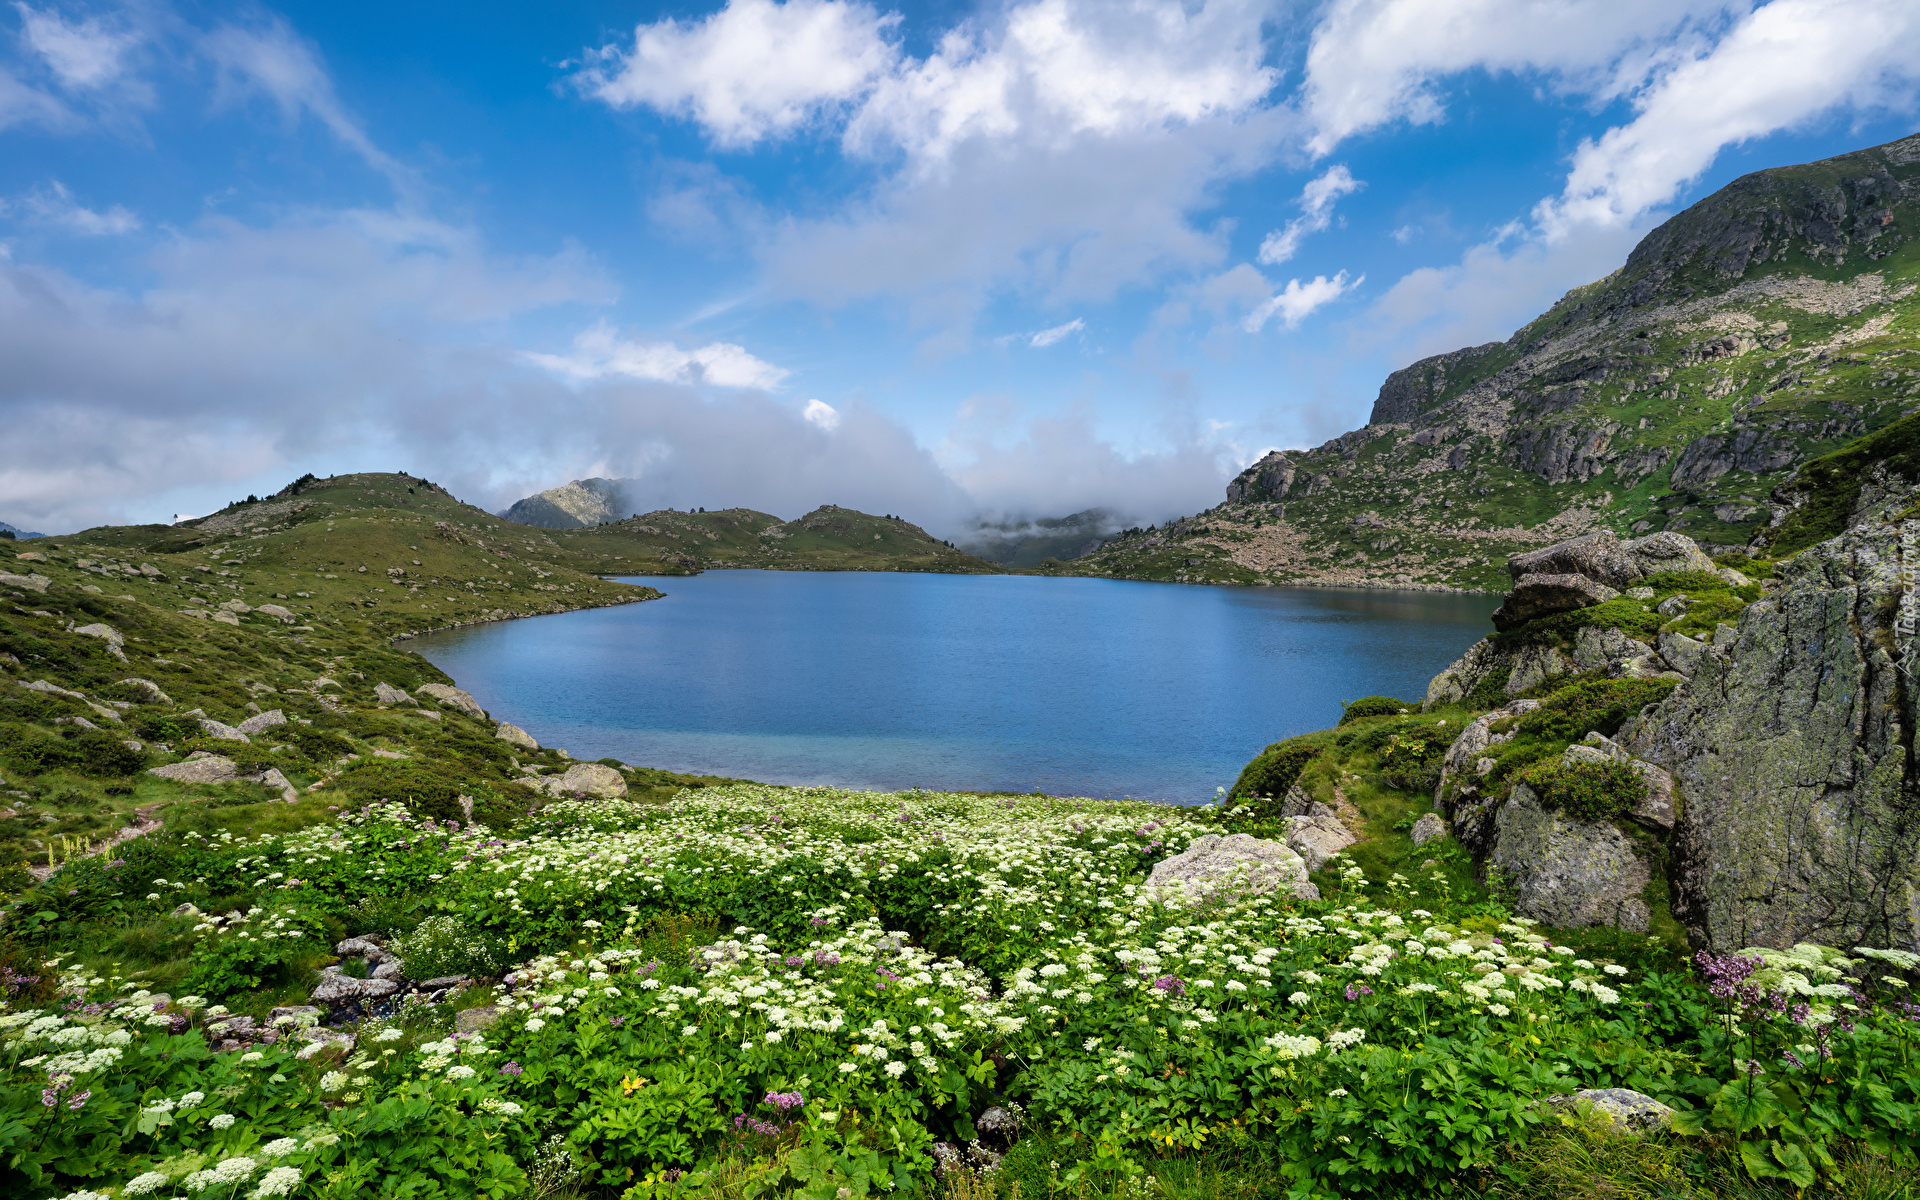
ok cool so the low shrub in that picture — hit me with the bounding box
[393,913,506,979]
[1518,678,1679,744]
[1225,740,1321,809]
[1339,696,1418,725]
[347,892,428,940]
[1519,759,1647,822]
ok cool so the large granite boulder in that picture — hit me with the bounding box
[149,755,243,785]
[1490,573,1620,632]
[1146,834,1318,903]
[532,762,627,799]
[1628,512,1920,953]
[1487,784,1652,932]
[236,709,286,736]
[1507,531,1717,590]
[374,683,416,706]
[417,683,486,719]
[496,722,539,750]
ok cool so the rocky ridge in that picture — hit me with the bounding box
[1058,132,1920,592]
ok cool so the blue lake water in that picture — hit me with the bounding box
[409,571,1499,803]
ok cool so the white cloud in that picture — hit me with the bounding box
[1245,271,1363,332]
[0,63,69,130]
[6,180,139,235]
[586,0,1289,325]
[16,3,138,89]
[1257,164,1363,265]
[524,322,791,390]
[803,398,842,429]
[202,19,410,190]
[572,0,900,147]
[1028,318,1084,347]
[1537,0,1920,236]
[1300,0,1742,156]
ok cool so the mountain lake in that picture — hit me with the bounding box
[409,570,1501,802]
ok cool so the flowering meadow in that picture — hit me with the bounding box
[4,786,1919,1200]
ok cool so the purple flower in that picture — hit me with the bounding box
[1346,982,1374,1001]
[763,1090,805,1111]
[786,956,804,968]
[609,1016,624,1027]
[66,1090,91,1110]
[1150,974,1187,997]
[499,1061,523,1077]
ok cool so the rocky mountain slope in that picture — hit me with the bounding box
[1058,131,1920,592]
[498,477,624,529]
[0,522,45,540]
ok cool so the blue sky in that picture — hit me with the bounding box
[2,0,1917,535]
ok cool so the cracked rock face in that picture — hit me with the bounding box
[1491,573,1620,631]
[1488,784,1652,932]
[1630,514,1920,954]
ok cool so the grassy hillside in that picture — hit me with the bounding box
[546,503,1002,576]
[1060,131,1920,592]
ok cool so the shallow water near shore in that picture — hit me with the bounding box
[410,570,1499,802]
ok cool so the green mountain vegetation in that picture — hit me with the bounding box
[4,442,1920,1198]
[1056,130,1920,591]
[556,504,1001,575]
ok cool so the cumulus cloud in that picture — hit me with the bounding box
[1245,271,1363,332]
[1257,164,1363,265]
[587,0,1289,325]
[572,0,899,147]
[803,398,841,429]
[1300,0,1742,156]
[524,322,791,390]
[1537,0,1920,236]
[1343,0,1920,372]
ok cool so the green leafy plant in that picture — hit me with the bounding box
[1519,760,1648,822]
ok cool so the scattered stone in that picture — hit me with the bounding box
[1146,833,1319,903]
[198,718,252,742]
[454,1006,501,1035]
[73,623,127,660]
[417,683,486,719]
[418,975,471,991]
[236,709,286,735]
[254,604,296,621]
[1542,1089,1676,1134]
[309,976,401,1006]
[371,962,405,980]
[1492,573,1619,632]
[1410,813,1449,846]
[205,1014,257,1037]
[1656,594,1691,619]
[0,572,51,593]
[495,722,539,750]
[270,1005,323,1024]
[212,611,241,626]
[121,678,174,705]
[374,682,416,706]
[335,936,386,958]
[1625,586,1656,600]
[219,600,252,614]
[1657,629,1707,677]
[1284,803,1357,872]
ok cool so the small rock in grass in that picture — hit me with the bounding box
[236,709,286,735]
[455,1006,501,1035]
[1410,812,1449,846]
[495,722,539,750]
[374,682,416,706]
[1542,1089,1676,1134]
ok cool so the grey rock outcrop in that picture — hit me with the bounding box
[1283,803,1357,872]
[73,623,127,660]
[1410,813,1449,846]
[309,976,400,1007]
[374,683,416,706]
[1542,1089,1676,1135]
[149,755,243,785]
[0,572,52,593]
[1487,784,1652,931]
[1628,509,1920,953]
[496,722,539,750]
[417,683,486,719]
[120,678,173,705]
[236,709,286,735]
[1490,573,1619,631]
[254,604,295,621]
[1146,833,1319,903]
[1224,450,1298,503]
[529,762,627,799]
[198,718,251,743]
[1506,530,1717,590]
